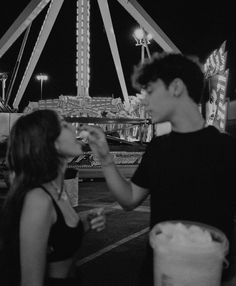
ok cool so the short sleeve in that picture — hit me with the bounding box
[131,142,153,189]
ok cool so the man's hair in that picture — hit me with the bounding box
[131,52,205,104]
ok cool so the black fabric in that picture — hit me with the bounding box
[45,277,78,286]
[132,126,236,283]
[137,242,153,286]
[40,186,84,262]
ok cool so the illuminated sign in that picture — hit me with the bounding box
[204,41,229,131]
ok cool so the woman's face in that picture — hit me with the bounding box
[55,119,83,158]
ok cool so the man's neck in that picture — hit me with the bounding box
[171,102,205,133]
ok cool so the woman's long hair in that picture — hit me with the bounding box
[0,109,62,285]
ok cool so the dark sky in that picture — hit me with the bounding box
[0,0,236,111]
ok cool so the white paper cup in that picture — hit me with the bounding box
[149,221,229,286]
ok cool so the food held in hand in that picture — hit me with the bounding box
[78,130,90,140]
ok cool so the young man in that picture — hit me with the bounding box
[85,52,236,285]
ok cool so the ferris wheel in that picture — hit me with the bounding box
[0,0,180,110]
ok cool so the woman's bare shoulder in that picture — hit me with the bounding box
[22,187,54,218]
[20,187,56,244]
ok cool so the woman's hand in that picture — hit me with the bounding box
[87,207,106,232]
[80,208,106,232]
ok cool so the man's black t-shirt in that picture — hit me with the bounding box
[132,126,236,241]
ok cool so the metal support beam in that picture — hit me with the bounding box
[97,0,130,105]
[6,24,32,105]
[13,0,64,109]
[0,0,51,58]
[117,0,181,53]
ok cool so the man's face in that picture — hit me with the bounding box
[142,79,175,124]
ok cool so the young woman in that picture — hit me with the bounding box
[0,109,106,286]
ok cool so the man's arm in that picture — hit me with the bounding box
[83,125,149,210]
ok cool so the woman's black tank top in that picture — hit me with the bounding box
[40,186,84,262]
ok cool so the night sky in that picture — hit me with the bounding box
[0,0,236,111]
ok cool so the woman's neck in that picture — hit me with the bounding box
[53,162,66,189]
[53,175,64,190]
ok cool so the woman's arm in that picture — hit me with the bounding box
[20,188,55,286]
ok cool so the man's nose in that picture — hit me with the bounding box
[70,123,77,132]
[141,97,148,106]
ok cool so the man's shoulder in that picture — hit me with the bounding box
[146,133,170,150]
[202,126,236,141]
[216,128,236,144]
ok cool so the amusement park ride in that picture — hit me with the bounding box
[0,0,180,110]
[0,1,230,182]
[0,0,181,179]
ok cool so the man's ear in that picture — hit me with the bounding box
[170,78,185,98]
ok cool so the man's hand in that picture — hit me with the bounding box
[80,125,114,166]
